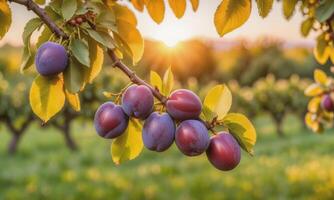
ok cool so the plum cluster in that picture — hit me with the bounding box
[94,85,242,171]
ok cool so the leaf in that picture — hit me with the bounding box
[0,0,12,39]
[168,0,186,18]
[131,0,145,12]
[65,90,81,112]
[203,84,232,121]
[22,18,42,50]
[190,0,199,11]
[304,83,324,97]
[308,97,321,113]
[85,39,104,83]
[64,58,85,93]
[314,34,330,65]
[36,26,53,48]
[256,0,273,18]
[70,39,90,67]
[146,0,165,24]
[282,0,298,20]
[214,0,251,37]
[223,113,256,155]
[61,0,77,20]
[20,47,35,73]
[113,4,137,26]
[301,18,314,37]
[116,20,144,63]
[111,119,143,165]
[314,69,328,85]
[162,67,174,96]
[305,112,320,132]
[29,75,65,122]
[150,71,163,93]
[34,0,46,5]
[86,29,112,49]
[315,0,334,22]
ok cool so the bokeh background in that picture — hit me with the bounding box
[0,1,334,200]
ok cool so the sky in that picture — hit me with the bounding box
[0,0,315,47]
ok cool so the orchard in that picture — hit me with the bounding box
[1,0,334,199]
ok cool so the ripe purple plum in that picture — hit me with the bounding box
[175,120,209,156]
[206,132,241,171]
[166,89,202,120]
[35,42,68,76]
[142,112,175,152]
[94,102,129,139]
[122,85,154,119]
[321,94,334,112]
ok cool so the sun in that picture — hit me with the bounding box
[163,37,181,48]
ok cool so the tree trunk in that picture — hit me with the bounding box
[63,121,78,151]
[275,118,284,137]
[8,133,21,154]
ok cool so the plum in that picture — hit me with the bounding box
[166,89,202,120]
[175,120,209,156]
[122,85,154,119]
[35,42,68,76]
[142,112,175,152]
[206,132,241,171]
[321,94,334,112]
[94,102,129,139]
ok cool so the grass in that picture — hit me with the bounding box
[0,115,334,200]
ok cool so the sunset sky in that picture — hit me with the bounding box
[0,1,315,47]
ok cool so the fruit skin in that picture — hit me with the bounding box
[321,94,334,112]
[94,102,129,139]
[122,85,154,119]
[142,112,175,152]
[35,42,68,76]
[206,132,241,171]
[175,120,209,156]
[166,89,202,120]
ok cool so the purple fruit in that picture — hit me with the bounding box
[142,112,175,152]
[122,85,154,119]
[206,132,241,171]
[166,89,202,120]
[35,42,68,76]
[94,102,129,139]
[321,94,334,112]
[175,120,209,156]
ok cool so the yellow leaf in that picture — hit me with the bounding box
[146,0,165,24]
[131,0,145,12]
[111,119,143,165]
[113,4,137,26]
[116,19,144,63]
[304,83,324,97]
[256,0,273,18]
[314,69,328,85]
[203,84,232,121]
[314,46,330,65]
[305,112,318,131]
[150,70,163,93]
[308,97,321,113]
[168,0,186,18]
[0,0,12,39]
[214,0,251,36]
[189,0,199,11]
[29,75,65,122]
[162,67,174,96]
[223,113,256,155]
[85,39,104,83]
[65,90,81,112]
[330,46,334,64]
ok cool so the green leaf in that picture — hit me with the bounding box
[168,0,186,18]
[256,0,273,18]
[36,26,53,48]
[162,67,174,96]
[29,75,65,123]
[300,18,314,37]
[64,58,85,93]
[150,70,163,93]
[20,47,35,73]
[0,0,12,39]
[22,18,42,51]
[86,29,112,49]
[70,39,90,67]
[34,0,46,5]
[315,0,334,22]
[61,0,77,20]
[203,84,232,121]
[146,0,165,24]
[214,0,251,37]
[85,38,104,83]
[111,119,143,165]
[282,0,298,20]
[223,113,257,155]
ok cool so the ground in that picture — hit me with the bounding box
[0,115,333,200]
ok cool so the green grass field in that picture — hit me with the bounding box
[0,115,333,200]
